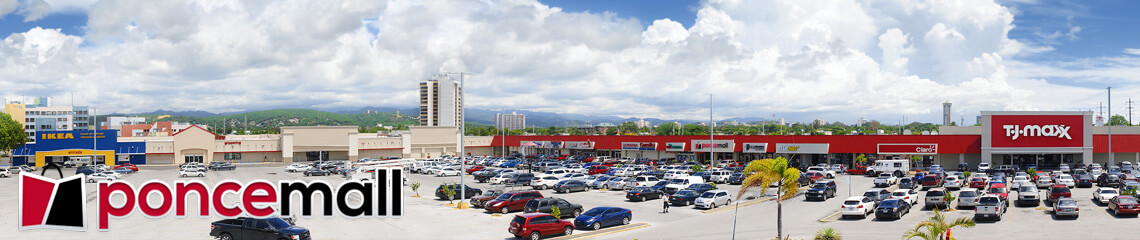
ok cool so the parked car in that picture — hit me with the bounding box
[1093,187,1120,205]
[509,213,574,240]
[1109,195,1140,216]
[434,184,482,200]
[486,191,545,214]
[286,163,310,173]
[85,172,117,183]
[1052,198,1079,218]
[603,177,629,190]
[943,176,963,190]
[524,198,584,219]
[921,174,944,190]
[75,166,96,175]
[532,176,564,190]
[841,196,876,218]
[664,176,705,194]
[804,172,826,183]
[873,173,898,188]
[625,176,662,189]
[573,207,632,230]
[303,168,330,177]
[987,183,1009,200]
[465,165,485,174]
[1015,185,1039,207]
[957,188,983,209]
[113,163,139,172]
[694,190,732,209]
[179,167,205,177]
[924,188,948,209]
[208,162,237,171]
[435,167,461,177]
[898,178,918,190]
[552,180,588,193]
[586,176,612,189]
[1047,185,1072,205]
[209,217,309,240]
[1076,174,1095,188]
[889,189,920,205]
[626,187,664,202]
[727,173,745,185]
[805,181,837,201]
[974,195,1008,221]
[471,188,506,209]
[1055,174,1076,188]
[0,168,9,178]
[1099,174,1122,188]
[863,189,891,206]
[968,177,987,189]
[668,190,701,206]
[875,199,911,220]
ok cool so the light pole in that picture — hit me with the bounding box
[1109,86,1114,167]
[446,72,473,209]
[709,94,715,168]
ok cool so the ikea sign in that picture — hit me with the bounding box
[41,133,75,140]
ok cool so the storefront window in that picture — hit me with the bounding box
[225,153,242,161]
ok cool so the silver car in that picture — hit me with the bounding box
[956,188,982,208]
[1052,198,1079,218]
[605,177,629,189]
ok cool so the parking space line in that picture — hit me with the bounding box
[818,211,842,222]
[703,197,774,214]
[548,223,650,240]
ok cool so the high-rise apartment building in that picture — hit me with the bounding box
[943,102,952,126]
[495,112,526,130]
[419,74,462,127]
[5,97,92,141]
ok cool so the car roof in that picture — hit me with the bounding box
[517,213,553,218]
[844,196,866,201]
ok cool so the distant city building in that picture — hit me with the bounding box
[943,101,952,126]
[634,119,651,128]
[857,117,868,126]
[105,116,147,130]
[5,97,91,141]
[813,118,825,126]
[419,74,462,127]
[495,112,526,130]
[114,121,201,137]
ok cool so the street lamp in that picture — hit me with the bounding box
[445,72,473,209]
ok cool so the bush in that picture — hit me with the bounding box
[814,227,842,240]
[551,206,561,219]
[411,182,421,196]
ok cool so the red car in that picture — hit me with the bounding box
[987,183,1009,200]
[113,163,139,172]
[587,166,611,175]
[466,166,486,174]
[921,174,943,189]
[1047,184,1071,204]
[510,213,573,240]
[485,191,544,214]
[846,166,868,175]
[968,177,987,189]
[804,172,825,182]
[1109,196,1140,216]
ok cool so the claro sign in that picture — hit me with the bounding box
[990,115,1084,148]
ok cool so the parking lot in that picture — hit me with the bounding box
[2,164,1140,239]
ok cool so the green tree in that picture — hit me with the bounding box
[738,157,801,239]
[1110,114,1131,126]
[855,154,868,166]
[655,122,679,135]
[410,182,422,197]
[604,128,618,135]
[902,208,976,240]
[617,121,638,134]
[442,184,456,204]
[814,227,842,240]
[0,112,27,154]
[551,206,561,219]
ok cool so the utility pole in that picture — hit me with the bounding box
[710,94,715,167]
[1129,98,1135,125]
[1109,87,1114,167]
[446,72,473,209]
[1099,102,1104,125]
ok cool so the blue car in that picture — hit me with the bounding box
[75,167,96,175]
[574,207,632,230]
[502,160,522,168]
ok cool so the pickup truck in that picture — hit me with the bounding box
[209,217,310,240]
[974,195,1007,221]
[873,173,897,187]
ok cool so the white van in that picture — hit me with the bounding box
[664,176,705,194]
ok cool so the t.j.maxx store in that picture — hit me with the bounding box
[495,111,1140,170]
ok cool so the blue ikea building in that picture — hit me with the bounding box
[11,130,146,167]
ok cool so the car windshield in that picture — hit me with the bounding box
[266,218,292,229]
[1121,198,1139,205]
[596,177,610,181]
[811,183,827,189]
[863,192,879,198]
[959,191,978,197]
[1057,200,1077,207]
[670,179,685,184]
[1102,189,1119,194]
[843,200,860,205]
[927,191,945,197]
[495,193,515,201]
[1019,187,1035,192]
[1051,188,1070,193]
[676,190,698,197]
[700,192,717,198]
[978,197,1000,205]
[988,188,1007,194]
[583,207,611,216]
[892,192,907,196]
[879,200,897,208]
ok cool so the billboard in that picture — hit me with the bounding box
[742,143,768,153]
[564,141,594,149]
[775,143,828,154]
[877,144,938,155]
[990,115,1083,148]
[692,140,734,152]
[639,142,658,151]
[664,142,685,152]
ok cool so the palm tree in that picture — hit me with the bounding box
[814,227,842,240]
[902,208,976,240]
[737,157,801,239]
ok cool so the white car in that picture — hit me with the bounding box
[1055,174,1076,188]
[179,167,205,177]
[436,167,461,177]
[101,171,122,179]
[531,175,562,190]
[86,172,117,183]
[286,164,310,173]
[1036,177,1054,188]
[0,168,10,178]
[1010,176,1030,189]
[625,176,662,189]
[977,163,992,172]
[560,173,588,181]
[890,189,920,205]
[1093,187,1120,204]
[490,173,516,184]
[694,190,732,209]
[708,170,732,183]
[841,196,876,218]
[540,169,572,178]
[663,170,689,179]
[807,167,836,178]
[943,176,963,190]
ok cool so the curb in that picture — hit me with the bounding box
[548,223,650,240]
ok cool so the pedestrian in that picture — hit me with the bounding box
[663,194,670,213]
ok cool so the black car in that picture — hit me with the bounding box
[209,162,237,171]
[668,190,701,206]
[1100,174,1122,188]
[1076,174,1094,188]
[898,178,918,190]
[523,197,584,218]
[210,217,309,240]
[875,199,911,220]
[303,168,329,176]
[474,169,507,183]
[958,163,969,172]
[728,173,745,185]
[686,183,717,194]
[798,175,813,187]
[553,180,589,193]
[692,172,713,182]
[434,184,482,200]
[806,181,837,201]
[650,181,670,191]
[626,187,665,202]
[646,170,667,179]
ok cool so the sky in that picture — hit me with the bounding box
[1,0,1139,125]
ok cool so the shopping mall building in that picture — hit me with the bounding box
[9,111,1140,170]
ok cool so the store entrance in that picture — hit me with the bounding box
[1000,154,1074,170]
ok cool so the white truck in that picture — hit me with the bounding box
[874,172,898,187]
[873,159,911,177]
[974,195,1008,221]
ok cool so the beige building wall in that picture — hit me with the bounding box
[282,126,359,162]
[409,126,459,158]
[4,103,25,127]
[172,126,218,164]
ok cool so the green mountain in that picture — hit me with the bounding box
[138,109,418,134]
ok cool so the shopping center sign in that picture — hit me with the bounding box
[742,143,768,153]
[878,144,938,155]
[990,115,1084,148]
[664,142,685,152]
[691,140,734,152]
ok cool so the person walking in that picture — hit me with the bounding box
[663,194,671,213]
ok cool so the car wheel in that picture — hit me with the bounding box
[219,233,233,240]
[563,226,573,236]
[502,207,510,214]
[591,222,601,230]
[622,217,630,225]
[572,209,582,217]
[529,231,540,240]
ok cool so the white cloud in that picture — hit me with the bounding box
[1125,48,1140,55]
[0,0,1120,123]
[0,0,17,18]
[19,0,51,22]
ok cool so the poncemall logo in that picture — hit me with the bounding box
[1002,124,1072,140]
[18,168,404,232]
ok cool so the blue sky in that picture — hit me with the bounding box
[3,0,1140,124]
